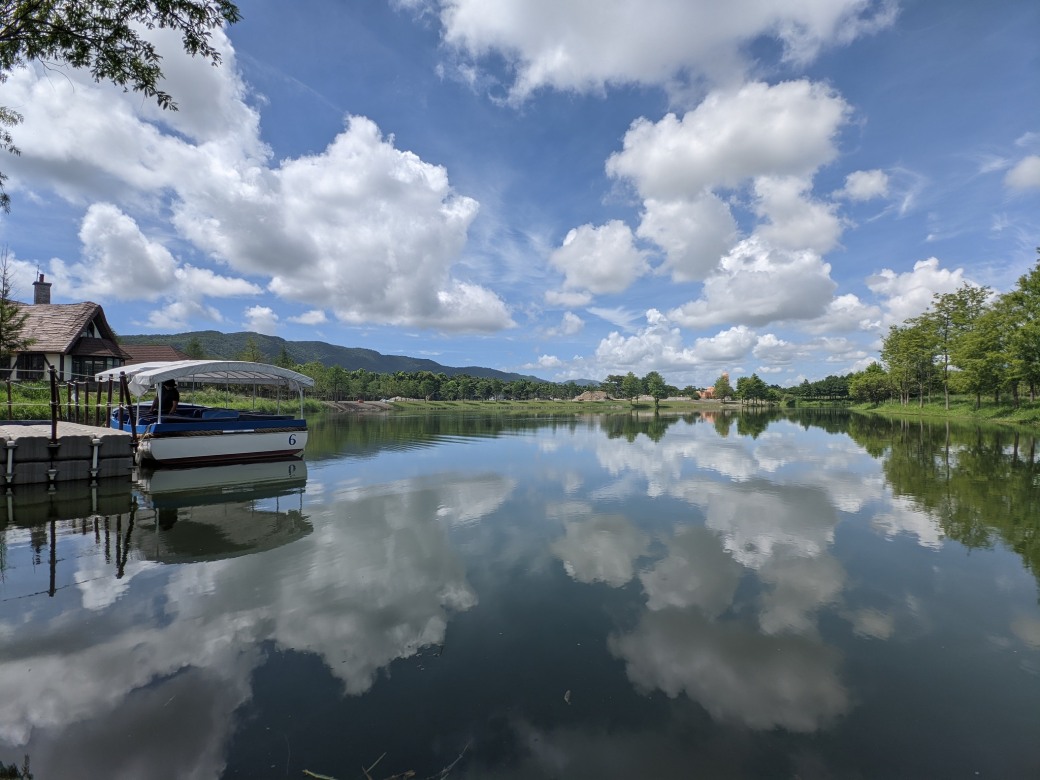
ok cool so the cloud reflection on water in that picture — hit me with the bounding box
[0,471,514,776]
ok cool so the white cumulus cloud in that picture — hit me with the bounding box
[288,310,328,326]
[545,311,585,337]
[837,169,890,200]
[606,80,852,283]
[436,0,895,101]
[244,305,279,335]
[752,176,843,254]
[866,257,971,327]
[549,220,649,295]
[4,30,512,334]
[607,81,851,200]
[1004,155,1040,190]
[669,237,837,328]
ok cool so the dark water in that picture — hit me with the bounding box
[2,410,1040,779]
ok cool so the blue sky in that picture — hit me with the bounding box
[1,0,1038,386]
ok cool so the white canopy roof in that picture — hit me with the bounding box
[95,360,315,398]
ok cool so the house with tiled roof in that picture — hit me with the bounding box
[121,344,191,365]
[6,274,129,381]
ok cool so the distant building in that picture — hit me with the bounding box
[700,371,729,400]
[3,274,129,382]
[121,344,191,366]
[3,276,128,382]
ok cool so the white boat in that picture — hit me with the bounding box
[95,360,315,466]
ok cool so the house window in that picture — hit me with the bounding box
[72,356,120,380]
[16,353,45,381]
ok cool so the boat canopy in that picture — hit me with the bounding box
[95,360,315,398]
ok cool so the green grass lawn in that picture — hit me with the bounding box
[852,396,1040,427]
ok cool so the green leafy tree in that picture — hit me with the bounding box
[643,370,667,409]
[0,1,241,211]
[184,336,205,359]
[602,374,624,398]
[274,344,294,369]
[735,373,769,404]
[620,372,642,405]
[922,283,990,409]
[956,303,1011,409]
[296,360,326,392]
[1000,255,1040,403]
[322,365,348,401]
[238,335,263,363]
[848,362,892,405]
[882,321,935,406]
[0,248,33,373]
[712,372,733,400]
[417,371,439,401]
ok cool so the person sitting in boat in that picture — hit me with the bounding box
[150,379,180,417]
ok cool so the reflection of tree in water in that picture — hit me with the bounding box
[306,412,586,459]
[843,413,894,458]
[311,407,818,456]
[312,410,697,453]
[796,407,866,436]
[846,416,1040,586]
[601,413,682,442]
[735,410,784,439]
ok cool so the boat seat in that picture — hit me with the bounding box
[201,408,239,420]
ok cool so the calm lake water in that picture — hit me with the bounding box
[2,409,1040,779]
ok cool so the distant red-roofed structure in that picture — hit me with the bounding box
[121,344,191,366]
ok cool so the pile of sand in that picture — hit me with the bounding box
[572,390,611,401]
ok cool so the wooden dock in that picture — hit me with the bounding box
[0,421,134,486]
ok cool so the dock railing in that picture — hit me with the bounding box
[3,370,119,441]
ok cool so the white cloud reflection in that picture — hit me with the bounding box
[0,471,514,774]
[609,608,849,732]
[550,512,650,587]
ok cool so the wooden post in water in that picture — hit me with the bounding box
[5,379,10,421]
[66,381,73,422]
[120,372,138,447]
[48,367,58,444]
[116,511,135,579]
[48,520,56,597]
[106,378,114,427]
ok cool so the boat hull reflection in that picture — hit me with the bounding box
[134,459,310,563]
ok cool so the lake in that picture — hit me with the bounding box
[2,409,1040,778]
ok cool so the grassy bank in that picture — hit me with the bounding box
[852,396,1040,427]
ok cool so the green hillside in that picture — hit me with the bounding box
[118,331,545,383]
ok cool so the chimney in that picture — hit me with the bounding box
[33,273,51,305]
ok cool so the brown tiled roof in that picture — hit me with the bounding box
[122,344,191,365]
[14,302,126,356]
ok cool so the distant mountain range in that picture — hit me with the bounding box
[118,330,569,384]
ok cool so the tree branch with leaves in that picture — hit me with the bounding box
[0,0,240,210]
